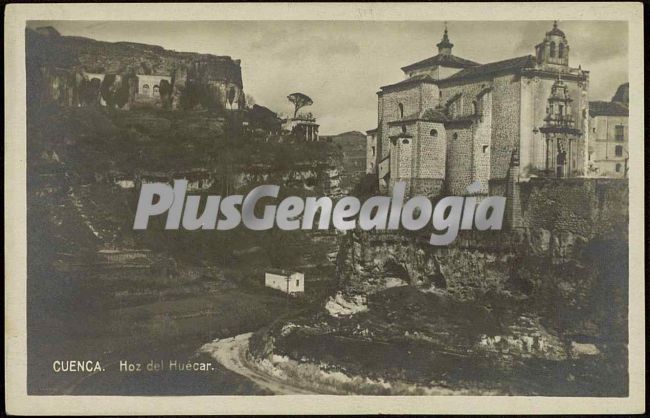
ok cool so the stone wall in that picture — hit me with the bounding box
[378,82,440,163]
[445,124,474,195]
[387,119,446,198]
[436,74,521,184]
[439,78,488,118]
[416,121,446,183]
[472,91,492,193]
[490,74,522,181]
[410,178,445,198]
[519,177,628,240]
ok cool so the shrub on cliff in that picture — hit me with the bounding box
[509,238,628,339]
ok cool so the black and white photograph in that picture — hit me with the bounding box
[5,3,644,415]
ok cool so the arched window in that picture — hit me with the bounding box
[452,133,458,140]
[558,43,565,58]
[549,42,556,58]
[472,100,478,115]
[430,129,438,138]
[448,95,462,118]
[142,84,150,95]
[402,139,410,145]
[615,163,621,172]
[153,85,160,97]
[401,124,407,133]
[398,103,404,118]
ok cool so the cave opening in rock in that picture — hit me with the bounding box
[383,259,410,284]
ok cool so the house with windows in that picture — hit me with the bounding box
[136,74,172,101]
[587,83,629,177]
[368,22,590,197]
[264,269,305,296]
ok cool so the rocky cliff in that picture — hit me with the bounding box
[336,178,628,337]
[26,26,244,111]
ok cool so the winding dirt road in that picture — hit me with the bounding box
[201,333,320,395]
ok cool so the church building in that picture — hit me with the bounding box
[370,22,590,197]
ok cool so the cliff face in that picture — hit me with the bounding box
[26,27,244,111]
[336,178,629,338]
[338,178,628,290]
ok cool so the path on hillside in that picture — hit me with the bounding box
[201,333,321,395]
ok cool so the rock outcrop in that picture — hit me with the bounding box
[26,26,244,111]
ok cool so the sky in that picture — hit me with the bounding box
[29,20,628,135]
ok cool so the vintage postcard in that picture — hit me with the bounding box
[4,2,645,415]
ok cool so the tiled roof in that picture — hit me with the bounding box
[401,53,480,72]
[388,108,448,124]
[402,111,422,121]
[380,74,437,90]
[589,101,629,117]
[421,108,447,122]
[443,55,536,82]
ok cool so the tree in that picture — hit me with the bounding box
[287,92,313,118]
[100,74,117,108]
[158,79,173,109]
[245,94,255,109]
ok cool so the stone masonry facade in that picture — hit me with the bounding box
[369,22,590,199]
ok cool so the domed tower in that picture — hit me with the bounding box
[436,24,454,56]
[539,76,582,177]
[535,21,570,67]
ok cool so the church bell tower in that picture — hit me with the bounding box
[535,21,570,67]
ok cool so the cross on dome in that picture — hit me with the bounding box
[437,22,454,55]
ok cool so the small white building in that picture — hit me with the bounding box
[137,74,172,99]
[264,270,304,295]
